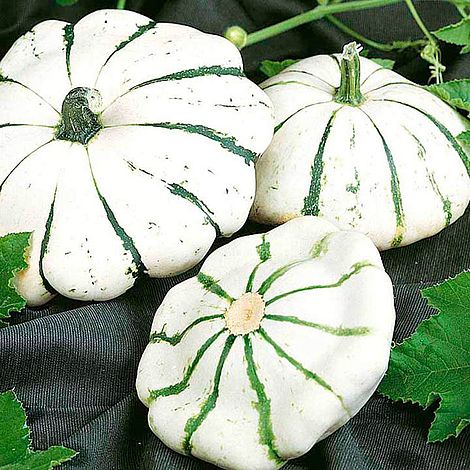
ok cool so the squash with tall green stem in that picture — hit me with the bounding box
[250,42,470,250]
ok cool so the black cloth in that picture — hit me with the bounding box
[0,1,469,469]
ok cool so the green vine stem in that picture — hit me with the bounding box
[325,15,426,51]
[116,0,127,9]
[227,0,402,48]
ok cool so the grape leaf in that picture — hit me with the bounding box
[458,130,470,144]
[433,18,470,54]
[379,271,470,442]
[426,79,470,112]
[259,59,299,78]
[370,58,395,69]
[0,390,77,468]
[0,233,31,327]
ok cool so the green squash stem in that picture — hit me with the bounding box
[334,42,365,106]
[56,87,103,145]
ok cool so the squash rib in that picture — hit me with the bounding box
[148,328,227,403]
[162,181,221,236]
[246,234,271,293]
[102,66,246,113]
[86,148,147,277]
[301,108,341,217]
[364,80,419,94]
[0,76,60,114]
[404,128,453,226]
[273,100,334,134]
[372,98,470,177]
[197,272,234,303]
[285,67,336,90]
[0,139,54,192]
[149,314,225,345]
[258,327,349,414]
[257,233,331,296]
[264,314,371,336]
[39,186,58,294]
[93,20,157,87]
[359,108,405,248]
[182,334,236,454]
[63,24,74,86]
[103,122,257,165]
[264,261,375,306]
[243,335,284,465]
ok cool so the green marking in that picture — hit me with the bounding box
[148,328,226,402]
[264,314,371,336]
[183,334,236,454]
[63,24,74,83]
[114,21,156,54]
[350,124,356,149]
[262,80,326,91]
[346,168,360,194]
[87,150,146,277]
[244,336,284,465]
[406,129,452,226]
[376,98,470,177]
[113,122,257,165]
[265,261,374,306]
[0,75,60,114]
[131,66,244,91]
[361,110,405,247]
[258,328,349,413]
[246,234,271,293]
[257,234,332,296]
[365,81,421,95]
[0,140,53,192]
[39,189,57,294]
[302,110,339,216]
[150,314,224,345]
[274,101,333,134]
[197,273,234,303]
[164,182,221,236]
[286,69,336,89]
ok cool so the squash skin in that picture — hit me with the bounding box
[136,216,395,470]
[0,9,274,306]
[250,52,470,251]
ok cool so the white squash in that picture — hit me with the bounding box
[0,9,274,306]
[251,42,470,250]
[136,216,395,470]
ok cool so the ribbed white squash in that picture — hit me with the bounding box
[137,216,395,470]
[251,43,470,250]
[0,9,274,306]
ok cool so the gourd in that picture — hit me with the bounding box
[0,9,274,306]
[136,216,395,470]
[251,42,470,250]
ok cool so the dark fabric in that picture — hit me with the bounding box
[0,1,469,469]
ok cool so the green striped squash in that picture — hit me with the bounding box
[0,9,274,306]
[136,216,395,470]
[251,42,470,250]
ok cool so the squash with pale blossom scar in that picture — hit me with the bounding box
[136,216,395,470]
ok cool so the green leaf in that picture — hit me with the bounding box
[259,59,299,78]
[370,58,395,69]
[425,79,470,112]
[0,233,31,327]
[379,271,470,442]
[55,0,79,5]
[0,390,77,469]
[458,130,470,144]
[433,18,470,47]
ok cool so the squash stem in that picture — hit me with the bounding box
[334,42,365,106]
[56,87,103,145]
